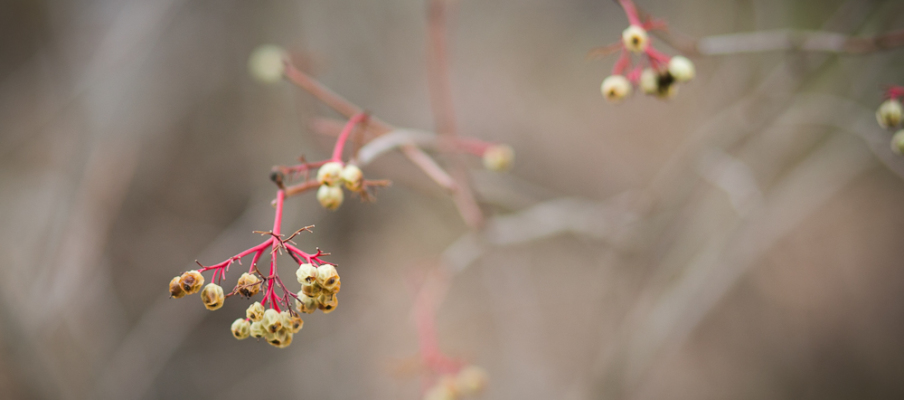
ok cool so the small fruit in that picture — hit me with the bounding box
[877,99,903,129]
[317,184,344,210]
[246,302,265,322]
[179,270,204,295]
[340,164,364,191]
[622,25,649,53]
[248,44,287,84]
[602,75,632,103]
[316,162,344,186]
[668,56,695,82]
[236,273,261,297]
[455,365,488,395]
[250,321,265,338]
[316,264,340,290]
[892,130,904,155]
[200,283,225,310]
[295,292,318,314]
[482,144,514,172]
[169,276,185,298]
[296,263,318,286]
[262,309,283,334]
[231,318,251,340]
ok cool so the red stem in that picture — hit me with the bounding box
[331,113,370,162]
[612,48,632,75]
[645,46,672,66]
[619,0,642,26]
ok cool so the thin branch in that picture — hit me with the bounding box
[425,0,485,229]
[614,0,904,56]
[283,62,458,192]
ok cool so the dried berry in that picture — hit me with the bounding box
[179,270,204,294]
[231,318,251,340]
[200,283,225,310]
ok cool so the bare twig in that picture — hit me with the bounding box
[614,0,904,56]
[425,0,485,229]
[282,62,458,192]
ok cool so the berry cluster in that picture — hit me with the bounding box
[274,113,391,211]
[232,304,304,348]
[877,86,904,154]
[168,182,336,348]
[595,0,695,103]
[294,263,341,313]
[423,365,488,400]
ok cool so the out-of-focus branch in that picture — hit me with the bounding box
[425,0,485,230]
[283,62,458,192]
[674,29,904,56]
[440,196,639,275]
[614,0,904,56]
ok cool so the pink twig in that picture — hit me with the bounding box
[332,113,370,162]
[612,49,632,75]
[618,0,642,26]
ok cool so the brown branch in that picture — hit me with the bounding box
[284,179,319,198]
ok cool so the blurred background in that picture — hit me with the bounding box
[3,0,904,399]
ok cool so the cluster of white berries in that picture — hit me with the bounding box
[602,55,694,103]
[294,263,342,314]
[316,161,364,210]
[423,366,488,400]
[232,304,304,348]
[601,25,695,103]
[876,98,904,155]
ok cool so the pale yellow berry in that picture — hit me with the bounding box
[639,69,677,99]
[317,292,339,314]
[316,264,340,290]
[278,310,293,329]
[200,283,225,310]
[267,329,293,348]
[316,161,344,186]
[169,276,186,299]
[639,68,659,95]
[248,44,287,84]
[668,56,695,82]
[892,130,904,155]
[231,318,251,340]
[246,301,265,322]
[601,75,632,103]
[323,279,341,294]
[454,366,488,395]
[424,376,458,400]
[317,184,344,210]
[877,99,903,129]
[289,315,304,333]
[179,270,204,294]
[250,321,265,338]
[296,263,318,286]
[340,164,364,191]
[262,309,283,334]
[236,272,261,298]
[622,25,649,53]
[482,144,514,172]
[301,282,323,297]
[295,292,318,314]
